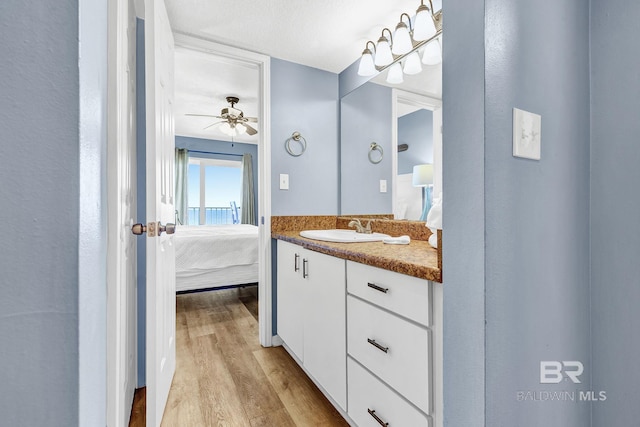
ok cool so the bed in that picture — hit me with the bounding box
[174,224,259,292]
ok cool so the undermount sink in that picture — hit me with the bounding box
[299,229,390,243]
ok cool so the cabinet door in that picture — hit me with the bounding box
[303,248,347,410]
[277,241,304,360]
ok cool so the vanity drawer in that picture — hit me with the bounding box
[347,295,431,413]
[348,357,431,427]
[347,261,430,327]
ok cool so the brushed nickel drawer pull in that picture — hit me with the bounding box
[302,259,309,278]
[367,338,389,353]
[367,282,389,293]
[367,408,389,426]
[294,253,300,272]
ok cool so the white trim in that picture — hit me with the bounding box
[173,34,273,347]
[391,89,442,218]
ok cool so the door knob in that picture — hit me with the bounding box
[131,223,147,235]
[131,222,176,236]
[158,222,175,235]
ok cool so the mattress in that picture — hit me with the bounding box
[174,224,259,291]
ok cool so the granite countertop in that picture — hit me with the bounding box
[272,230,442,283]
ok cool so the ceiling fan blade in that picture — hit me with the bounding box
[245,117,258,123]
[244,124,258,136]
[203,121,225,130]
[186,113,222,118]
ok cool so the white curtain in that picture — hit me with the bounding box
[241,153,256,225]
[175,148,189,225]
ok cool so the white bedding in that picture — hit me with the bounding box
[174,224,259,292]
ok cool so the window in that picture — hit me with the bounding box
[187,157,242,225]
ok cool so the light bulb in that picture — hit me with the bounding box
[422,38,442,65]
[236,123,247,135]
[374,33,393,67]
[357,48,377,76]
[413,3,437,41]
[392,21,412,55]
[386,62,404,84]
[403,51,422,75]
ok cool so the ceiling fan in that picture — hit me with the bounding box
[186,96,258,136]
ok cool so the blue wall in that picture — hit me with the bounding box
[271,58,340,215]
[398,109,433,175]
[0,0,107,425]
[441,1,487,425]
[135,18,147,387]
[340,82,393,214]
[590,1,640,425]
[175,136,259,225]
[484,1,591,425]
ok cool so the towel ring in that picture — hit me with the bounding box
[368,142,384,164]
[285,131,307,157]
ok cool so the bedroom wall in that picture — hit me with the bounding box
[397,109,433,175]
[270,58,340,215]
[175,135,259,225]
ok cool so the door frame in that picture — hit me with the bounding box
[173,33,273,346]
[391,89,443,218]
[106,0,138,424]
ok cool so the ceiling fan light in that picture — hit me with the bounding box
[374,34,393,67]
[422,38,442,65]
[392,22,412,55]
[386,62,404,84]
[403,51,423,75]
[357,48,377,76]
[413,3,437,41]
[235,123,247,135]
[219,122,234,136]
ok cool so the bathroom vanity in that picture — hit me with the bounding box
[272,216,442,427]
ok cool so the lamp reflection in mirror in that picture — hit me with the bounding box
[422,38,442,65]
[403,51,423,75]
[413,163,434,221]
[386,62,404,84]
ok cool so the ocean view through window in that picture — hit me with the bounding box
[187,157,242,225]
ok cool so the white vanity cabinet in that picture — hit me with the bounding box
[276,240,347,409]
[346,261,436,427]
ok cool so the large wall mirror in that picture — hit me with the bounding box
[339,53,442,219]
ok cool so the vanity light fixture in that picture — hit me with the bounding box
[357,0,442,81]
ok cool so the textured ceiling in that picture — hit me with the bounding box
[169,0,442,142]
[166,0,442,74]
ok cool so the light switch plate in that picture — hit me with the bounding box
[513,108,541,160]
[380,179,387,193]
[279,174,289,190]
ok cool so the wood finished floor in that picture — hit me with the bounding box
[129,286,349,427]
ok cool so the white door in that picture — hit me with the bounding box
[145,0,176,425]
[106,0,138,425]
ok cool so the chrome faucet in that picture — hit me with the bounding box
[348,218,372,234]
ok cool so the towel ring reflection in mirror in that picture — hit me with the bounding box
[285,131,307,157]
[368,142,384,164]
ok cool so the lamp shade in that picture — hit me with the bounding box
[219,122,233,136]
[357,48,377,76]
[412,164,434,187]
[386,62,404,84]
[374,34,393,66]
[403,51,422,75]
[235,123,247,135]
[422,38,442,65]
[392,21,413,55]
[413,3,437,41]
